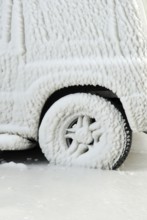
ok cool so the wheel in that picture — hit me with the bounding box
[39,93,132,169]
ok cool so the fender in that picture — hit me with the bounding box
[15,56,147,140]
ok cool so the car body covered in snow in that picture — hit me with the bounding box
[0,0,147,169]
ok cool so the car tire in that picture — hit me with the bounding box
[39,93,132,169]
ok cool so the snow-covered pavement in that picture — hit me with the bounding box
[0,133,147,220]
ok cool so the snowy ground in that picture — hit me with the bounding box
[0,133,147,220]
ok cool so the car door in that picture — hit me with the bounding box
[0,0,26,125]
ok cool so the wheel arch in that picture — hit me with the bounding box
[39,85,129,128]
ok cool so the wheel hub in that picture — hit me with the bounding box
[65,115,102,155]
[75,128,93,144]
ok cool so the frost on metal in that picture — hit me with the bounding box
[39,93,130,169]
[0,0,146,152]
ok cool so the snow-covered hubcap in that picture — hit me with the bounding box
[65,116,101,156]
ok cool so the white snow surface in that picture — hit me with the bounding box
[0,133,147,220]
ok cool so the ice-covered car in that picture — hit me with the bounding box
[0,0,147,169]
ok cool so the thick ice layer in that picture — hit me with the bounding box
[39,93,129,169]
[1,161,27,171]
[0,0,146,149]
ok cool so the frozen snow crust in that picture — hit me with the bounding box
[39,93,131,169]
[0,0,146,151]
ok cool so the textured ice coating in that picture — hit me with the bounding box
[0,134,35,150]
[0,0,146,150]
[1,162,27,171]
[25,0,147,59]
[39,93,128,169]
